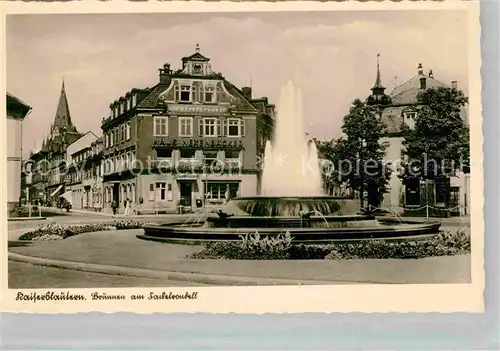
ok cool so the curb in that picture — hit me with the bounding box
[8,252,346,286]
[8,217,47,222]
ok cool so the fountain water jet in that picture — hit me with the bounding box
[261,81,323,197]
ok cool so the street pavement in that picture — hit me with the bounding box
[7,209,472,288]
[9,261,204,288]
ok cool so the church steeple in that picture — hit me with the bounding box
[51,80,77,135]
[366,54,392,106]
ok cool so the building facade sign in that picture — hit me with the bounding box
[167,104,229,115]
[153,137,243,149]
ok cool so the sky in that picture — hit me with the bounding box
[6,10,469,157]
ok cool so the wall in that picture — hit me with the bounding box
[6,116,23,209]
[134,173,258,212]
[66,132,98,164]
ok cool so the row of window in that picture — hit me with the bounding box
[154,117,245,138]
[146,182,238,202]
[173,83,221,104]
[104,183,136,204]
[102,151,136,175]
[111,95,138,118]
[105,123,131,148]
[156,149,241,162]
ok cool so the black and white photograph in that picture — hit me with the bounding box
[3,1,483,313]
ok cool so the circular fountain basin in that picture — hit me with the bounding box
[138,196,442,245]
[225,196,360,217]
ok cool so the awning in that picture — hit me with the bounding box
[50,184,64,197]
[60,191,72,205]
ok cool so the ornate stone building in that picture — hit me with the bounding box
[101,45,275,214]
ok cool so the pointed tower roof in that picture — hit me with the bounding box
[52,80,77,133]
[372,53,384,90]
[366,54,392,106]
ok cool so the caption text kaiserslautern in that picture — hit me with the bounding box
[15,291,199,303]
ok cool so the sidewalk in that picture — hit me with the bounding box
[7,216,46,222]
[39,206,205,221]
[8,229,471,285]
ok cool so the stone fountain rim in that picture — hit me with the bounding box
[229,196,354,201]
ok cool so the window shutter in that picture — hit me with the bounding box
[149,183,155,202]
[240,119,246,136]
[198,118,203,136]
[217,119,222,137]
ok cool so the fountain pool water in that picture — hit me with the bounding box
[139,81,441,244]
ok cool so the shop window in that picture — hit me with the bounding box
[157,149,172,159]
[225,150,240,159]
[206,182,239,200]
[180,149,196,159]
[203,151,218,167]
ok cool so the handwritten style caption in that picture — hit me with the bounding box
[15,291,199,303]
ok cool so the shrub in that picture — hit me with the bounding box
[188,232,293,260]
[18,220,146,241]
[188,230,471,260]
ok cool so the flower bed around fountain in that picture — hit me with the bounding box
[187,230,471,260]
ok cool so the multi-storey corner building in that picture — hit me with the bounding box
[101,46,274,214]
[6,93,32,214]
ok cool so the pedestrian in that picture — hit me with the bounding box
[124,198,130,216]
[224,184,231,204]
[111,200,118,216]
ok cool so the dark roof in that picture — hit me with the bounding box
[136,84,168,109]
[6,93,31,119]
[223,81,260,112]
[52,81,78,133]
[389,74,448,105]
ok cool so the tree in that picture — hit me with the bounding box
[317,99,391,209]
[401,87,469,207]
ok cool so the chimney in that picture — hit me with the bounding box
[159,63,171,83]
[418,63,424,75]
[241,87,252,100]
[451,80,458,89]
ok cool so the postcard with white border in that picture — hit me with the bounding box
[1,0,484,314]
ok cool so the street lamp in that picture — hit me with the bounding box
[359,138,367,209]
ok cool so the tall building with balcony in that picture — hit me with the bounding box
[101,45,274,214]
